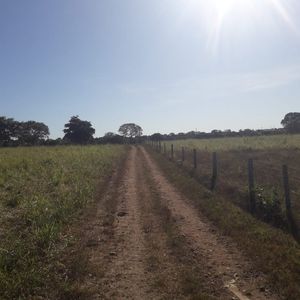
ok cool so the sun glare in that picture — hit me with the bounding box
[211,0,242,16]
[183,0,296,53]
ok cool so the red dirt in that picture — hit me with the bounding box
[74,146,279,300]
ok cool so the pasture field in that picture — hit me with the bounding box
[163,135,300,235]
[166,134,300,151]
[0,145,127,299]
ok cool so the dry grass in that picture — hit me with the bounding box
[161,138,300,237]
[165,134,300,151]
[0,145,127,299]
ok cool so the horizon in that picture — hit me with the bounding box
[1,0,300,138]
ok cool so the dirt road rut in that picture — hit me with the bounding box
[79,146,278,300]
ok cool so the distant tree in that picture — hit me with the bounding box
[16,121,49,145]
[63,116,95,144]
[177,132,185,138]
[0,117,50,146]
[104,132,116,138]
[118,123,143,142]
[186,131,196,139]
[98,132,123,144]
[281,112,300,133]
[168,133,176,140]
[151,133,162,141]
[44,138,65,146]
[0,117,17,145]
[211,130,223,138]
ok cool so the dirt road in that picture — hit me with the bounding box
[78,146,278,299]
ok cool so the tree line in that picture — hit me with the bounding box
[0,115,143,146]
[0,112,299,146]
[0,117,49,146]
[149,112,300,141]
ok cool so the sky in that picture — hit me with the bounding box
[0,0,300,138]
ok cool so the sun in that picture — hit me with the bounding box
[211,0,243,16]
[186,0,253,16]
[183,0,296,53]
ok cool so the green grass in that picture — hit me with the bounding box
[162,135,300,236]
[0,145,127,299]
[149,147,300,299]
[165,134,300,151]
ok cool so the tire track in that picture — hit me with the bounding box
[140,146,279,300]
[136,147,231,299]
[97,146,153,299]
[134,147,184,299]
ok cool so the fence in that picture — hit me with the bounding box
[149,141,300,241]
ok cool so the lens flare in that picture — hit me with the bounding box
[182,0,297,54]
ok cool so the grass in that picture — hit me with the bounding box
[148,147,300,299]
[161,136,300,237]
[165,134,300,151]
[0,145,127,299]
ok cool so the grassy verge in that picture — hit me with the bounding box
[58,147,129,299]
[147,147,300,299]
[0,145,127,299]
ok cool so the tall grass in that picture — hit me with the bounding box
[162,135,300,237]
[166,134,300,151]
[0,145,126,299]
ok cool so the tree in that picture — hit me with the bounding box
[16,121,49,145]
[118,123,143,142]
[0,116,50,146]
[63,116,95,144]
[0,117,17,145]
[98,132,122,144]
[151,133,162,141]
[281,112,300,133]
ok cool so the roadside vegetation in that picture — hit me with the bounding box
[0,145,127,299]
[148,147,300,299]
[166,134,300,151]
[162,135,300,237]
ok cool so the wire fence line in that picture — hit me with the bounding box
[148,141,300,241]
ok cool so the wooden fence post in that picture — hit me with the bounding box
[193,149,197,169]
[171,144,174,160]
[182,147,185,162]
[159,141,161,153]
[164,143,166,155]
[282,165,298,238]
[211,152,218,190]
[248,158,256,214]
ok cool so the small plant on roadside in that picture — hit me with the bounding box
[255,186,287,229]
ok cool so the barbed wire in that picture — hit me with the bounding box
[158,144,300,186]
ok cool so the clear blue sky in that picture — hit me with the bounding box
[1,0,300,138]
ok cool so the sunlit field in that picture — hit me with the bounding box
[0,145,127,299]
[165,134,300,151]
[162,135,300,236]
